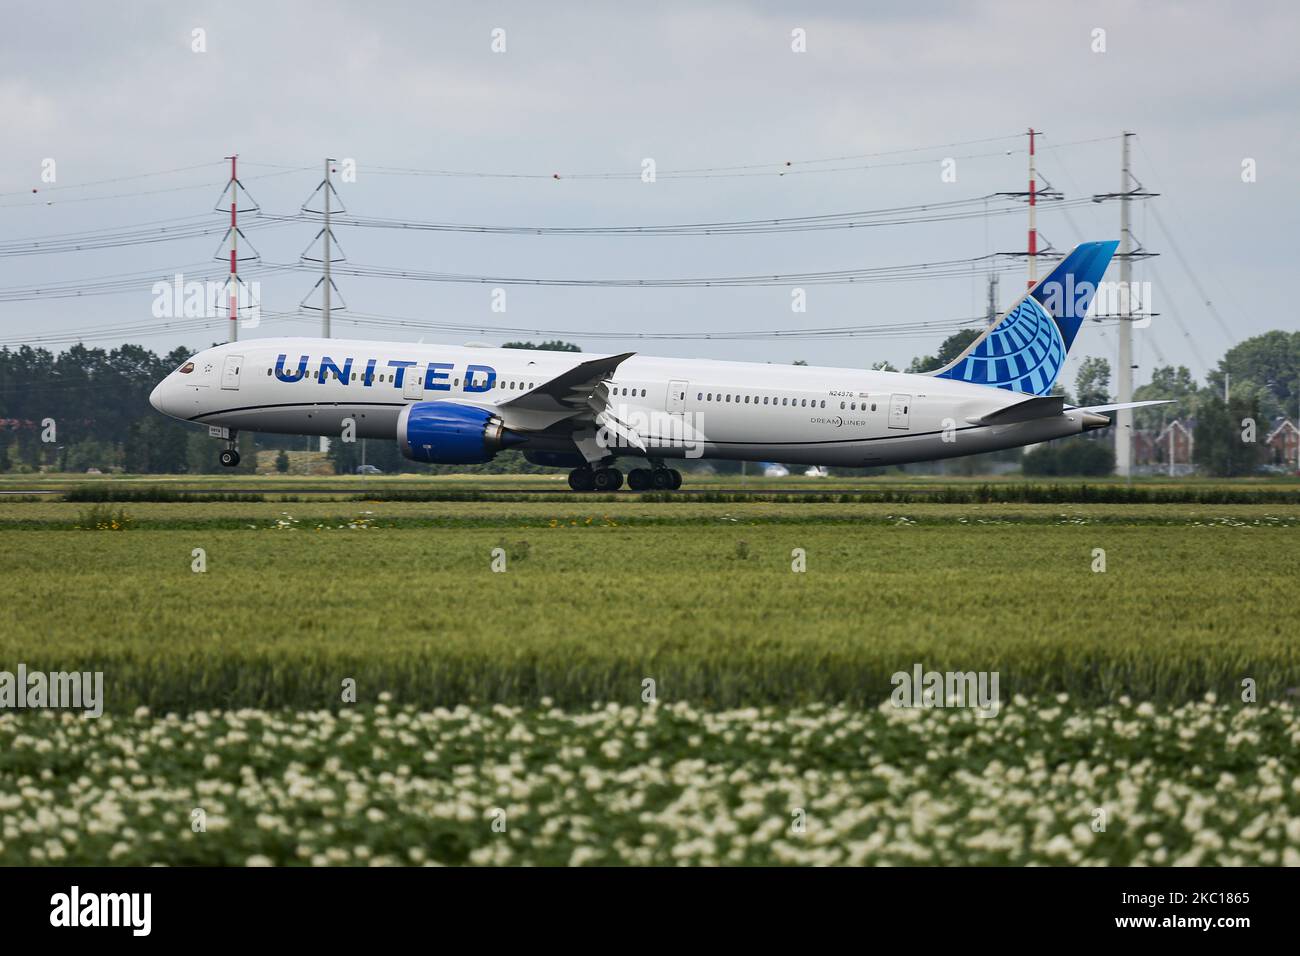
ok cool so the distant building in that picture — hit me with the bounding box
[1144,418,1195,476]
[1265,418,1299,472]
[1132,429,1157,468]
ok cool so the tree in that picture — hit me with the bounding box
[1075,357,1112,407]
[907,328,981,373]
[870,360,898,372]
[275,449,290,474]
[123,416,189,473]
[1049,381,1075,406]
[1194,394,1266,477]
[185,431,221,473]
[1022,438,1115,476]
[1132,364,1198,430]
[1206,330,1300,422]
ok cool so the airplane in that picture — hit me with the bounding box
[149,241,1168,491]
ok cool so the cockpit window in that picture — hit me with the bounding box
[178,362,195,374]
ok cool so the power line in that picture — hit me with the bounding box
[0,262,294,303]
[0,167,313,210]
[0,215,292,258]
[271,195,1095,237]
[0,161,225,199]
[301,309,984,342]
[304,253,1022,288]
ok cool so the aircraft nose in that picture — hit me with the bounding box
[149,381,165,413]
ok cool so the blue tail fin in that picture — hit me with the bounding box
[932,240,1118,396]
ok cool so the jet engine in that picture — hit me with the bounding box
[397,401,526,464]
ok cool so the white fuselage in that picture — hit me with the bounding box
[150,337,1094,467]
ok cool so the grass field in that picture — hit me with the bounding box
[1,475,1297,865]
[0,483,1297,709]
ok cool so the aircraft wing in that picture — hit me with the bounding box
[498,352,636,414]
[492,351,647,458]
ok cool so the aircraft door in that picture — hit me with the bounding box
[666,380,688,414]
[888,393,911,429]
[403,370,425,401]
[220,354,243,390]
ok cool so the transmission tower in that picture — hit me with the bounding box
[1092,132,1159,478]
[995,128,1065,284]
[212,154,261,343]
[299,158,347,335]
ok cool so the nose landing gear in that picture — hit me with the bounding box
[217,430,241,468]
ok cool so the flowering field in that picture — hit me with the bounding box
[3,697,1297,867]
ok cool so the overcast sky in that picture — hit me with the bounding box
[2,0,1296,388]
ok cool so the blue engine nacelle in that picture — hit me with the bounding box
[397,401,527,464]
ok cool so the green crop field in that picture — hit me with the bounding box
[1,476,1297,865]
[1,496,1298,709]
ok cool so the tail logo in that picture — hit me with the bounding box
[934,296,1064,396]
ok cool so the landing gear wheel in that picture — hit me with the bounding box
[651,468,673,491]
[627,468,651,491]
[593,468,623,492]
[568,468,595,492]
[668,469,682,490]
[219,449,241,468]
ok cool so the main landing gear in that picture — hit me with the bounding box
[568,466,622,492]
[627,466,681,491]
[567,464,682,492]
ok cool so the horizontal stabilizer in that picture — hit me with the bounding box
[1072,399,1177,414]
[966,394,1064,426]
